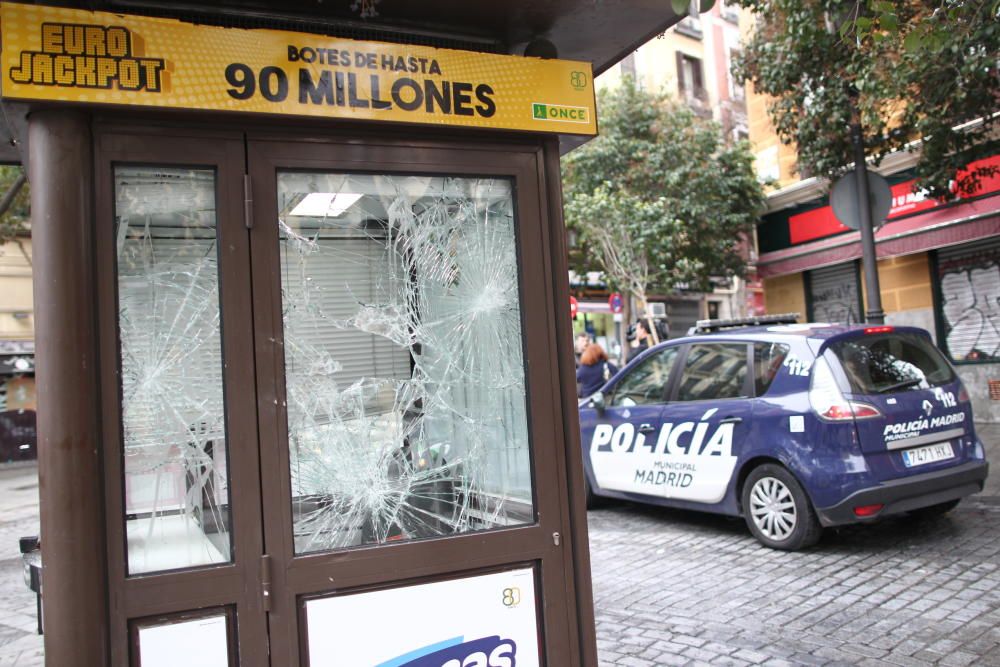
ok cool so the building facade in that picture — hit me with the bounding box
[753,153,1000,422]
[572,0,759,357]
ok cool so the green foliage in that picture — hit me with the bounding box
[733,0,1000,198]
[561,79,765,302]
[0,166,29,244]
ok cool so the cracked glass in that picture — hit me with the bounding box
[115,167,232,575]
[277,172,534,554]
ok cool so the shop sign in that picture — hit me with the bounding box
[0,3,597,135]
[305,568,540,666]
[787,155,1000,245]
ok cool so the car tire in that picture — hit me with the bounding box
[584,474,603,510]
[909,498,961,518]
[742,464,822,551]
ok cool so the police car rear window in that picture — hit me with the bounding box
[831,332,956,395]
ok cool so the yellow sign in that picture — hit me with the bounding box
[0,3,597,135]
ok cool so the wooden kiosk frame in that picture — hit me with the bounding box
[7,2,624,663]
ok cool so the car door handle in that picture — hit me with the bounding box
[638,423,657,433]
[719,416,743,424]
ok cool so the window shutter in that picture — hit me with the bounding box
[676,51,686,93]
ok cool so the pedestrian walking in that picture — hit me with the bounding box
[577,343,618,397]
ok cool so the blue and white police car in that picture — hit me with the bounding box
[579,315,989,550]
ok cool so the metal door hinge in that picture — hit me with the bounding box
[260,554,272,612]
[243,174,254,230]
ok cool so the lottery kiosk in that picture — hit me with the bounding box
[0,1,685,664]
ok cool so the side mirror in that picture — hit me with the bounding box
[589,391,606,414]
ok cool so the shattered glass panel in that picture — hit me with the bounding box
[278,173,534,554]
[115,167,232,575]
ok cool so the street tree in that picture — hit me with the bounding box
[0,165,29,245]
[561,78,765,330]
[733,0,1000,198]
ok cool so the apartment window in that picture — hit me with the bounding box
[676,52,706,102]
[675,1,703,38]
[721,0,741,23]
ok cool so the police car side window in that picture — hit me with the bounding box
[610,347,679,407]
[754,342,791,396]
[676,343,749,401]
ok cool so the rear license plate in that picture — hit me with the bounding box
[901,442,954,468]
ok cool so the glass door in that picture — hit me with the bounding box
[248,137,574,666]
[95,129,267,666]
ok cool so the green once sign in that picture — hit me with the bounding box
[532,102,587,122]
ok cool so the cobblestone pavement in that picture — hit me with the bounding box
[1,425,997,666]
[0,464,43,667]
[590,423,1000,667]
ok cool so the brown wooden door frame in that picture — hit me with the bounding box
[90,116,595,666]
[93,125,268,667]
[246,132,579,666]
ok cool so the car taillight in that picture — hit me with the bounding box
[864,326,894,334]
[809,357,882,421]
[958,384,970,403]
[854,504,884,517]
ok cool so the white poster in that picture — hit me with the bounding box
[305,568,540,667]
[138,614,229,667]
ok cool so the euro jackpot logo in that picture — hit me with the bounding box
[8,22,166,92]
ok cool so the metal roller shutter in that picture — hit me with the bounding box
[936,238,1000,362]
[808,262,861,324]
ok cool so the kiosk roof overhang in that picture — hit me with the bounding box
[87,0,686,75]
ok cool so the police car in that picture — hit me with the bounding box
[579,315,989,550]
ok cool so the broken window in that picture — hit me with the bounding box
[115,167,232,575]
[277,173,534,553]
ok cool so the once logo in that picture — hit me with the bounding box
[570,70,587,89]
[531,102,589,123]
[502,586,521,607]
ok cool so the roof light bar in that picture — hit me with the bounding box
[691,313,801,334]
[863,326,894,334]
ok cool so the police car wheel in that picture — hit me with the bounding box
[742,464,821,551]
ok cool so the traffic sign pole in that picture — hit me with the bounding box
[850,114,885,324]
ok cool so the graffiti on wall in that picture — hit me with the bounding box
[940,258,1000,362]
[812,281,860,325]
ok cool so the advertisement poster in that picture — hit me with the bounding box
[0,3,596,135]
[138,614,229,667]
[305,568,540,666]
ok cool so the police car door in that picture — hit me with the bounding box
[655,342,753,505]
[587,346,681,496]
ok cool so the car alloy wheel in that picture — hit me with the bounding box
[749,476,796,541]
[741,463,822,551]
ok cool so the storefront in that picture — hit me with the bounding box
[757,156,1000,422]
[0,2,690,664]
[0,339,35,461]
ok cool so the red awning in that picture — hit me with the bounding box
[758,194,1000,278]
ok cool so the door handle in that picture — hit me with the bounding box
[638,423,656,433]
[719,416,743,424]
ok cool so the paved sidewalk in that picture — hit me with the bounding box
[0,464,43,666]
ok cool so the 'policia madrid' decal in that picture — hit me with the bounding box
[590,409,738,503]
